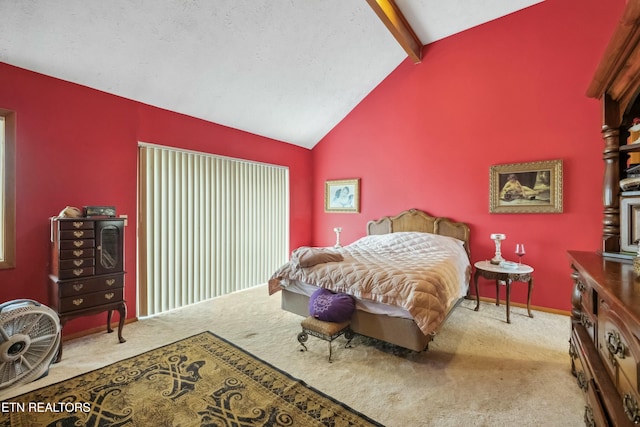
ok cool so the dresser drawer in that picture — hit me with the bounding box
[570,328,592,396]
[59,229,95,240]
[619,372,640,424]
[598,299,640,397]
[580,308,598,343]
[59,288,123,312]
[573,270,595,315]
[59,220,94,230]
[60,248,95,260]
[584,378,610,427]
[59,258,95,271]
[58,275,123,297]
[57,266,95,279]
[59,239,95,250]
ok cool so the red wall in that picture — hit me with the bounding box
[0,0,627,340]
[0,63,313,335]
[311,0,626,312]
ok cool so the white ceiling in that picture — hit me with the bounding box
[0,0,542,149]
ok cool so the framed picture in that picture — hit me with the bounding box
[489,160,563,213]
[325,179,360,213]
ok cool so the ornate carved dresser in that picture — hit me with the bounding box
[569,251,640,426]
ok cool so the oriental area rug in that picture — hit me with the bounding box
[0,331,382,426]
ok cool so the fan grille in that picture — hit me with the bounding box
[0,300,61,389]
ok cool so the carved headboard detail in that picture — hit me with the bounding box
[366,208,471,258]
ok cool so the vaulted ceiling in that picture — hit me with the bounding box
[0,0,543,149]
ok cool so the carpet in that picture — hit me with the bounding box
[0,331,382,426]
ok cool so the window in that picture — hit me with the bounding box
[138,144,289,316]
[0,109,16,269]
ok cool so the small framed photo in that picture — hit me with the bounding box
[325,179,360,213]
[490,160,563,213]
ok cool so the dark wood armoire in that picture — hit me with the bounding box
[569,1,640,425]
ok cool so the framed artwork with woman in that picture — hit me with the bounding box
[490,160,563,213]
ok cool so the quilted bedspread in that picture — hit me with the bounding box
[269,232,471,335]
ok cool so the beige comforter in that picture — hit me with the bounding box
[269,232,471,335]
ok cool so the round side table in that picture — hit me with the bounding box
[473,260,534,324]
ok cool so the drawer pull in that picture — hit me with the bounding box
[73,284,84,292]
[580,313,593,329]
[73,231,84,238]
[72,298,83,306]
[73,260,84,267]
[73,250,84,257]
[73,268,84,276]
[624,393,640,423]
[583,405,595,427]
[104,293,115,300]
[606,330,627,359]
[72,221,84,229]
[569,340,578,360]
[73,241,84,248]
[577,282,586,293]
[106,279,116,286]
[576,371,588,391]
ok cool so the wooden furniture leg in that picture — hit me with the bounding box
[107,309,114,333]
[107,302,127,343]
[474,269,481,311]
[527,277,534,319]
[54,302,127,363]
[506,279,512,324]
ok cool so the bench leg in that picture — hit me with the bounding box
[344,328,354,348]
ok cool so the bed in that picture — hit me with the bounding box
[268,208,471,352]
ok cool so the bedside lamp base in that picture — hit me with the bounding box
[490,233,506,265]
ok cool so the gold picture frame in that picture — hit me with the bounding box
[325,179,360,213]
[490,160,563,213]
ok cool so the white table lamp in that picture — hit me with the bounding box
[334,227,342,248]
[490,233,506,265]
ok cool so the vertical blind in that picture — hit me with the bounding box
[138,144,289,316]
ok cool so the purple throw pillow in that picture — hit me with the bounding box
[308,288,355,322]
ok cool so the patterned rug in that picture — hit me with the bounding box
[0,331,382,426]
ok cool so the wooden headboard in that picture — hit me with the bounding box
[366,208,471,258]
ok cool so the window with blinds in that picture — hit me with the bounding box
[138,144,289,316]
[0,110,16,270]
[0,116,4,263]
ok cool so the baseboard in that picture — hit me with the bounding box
[61,317,138,342]
[475,296,570,317]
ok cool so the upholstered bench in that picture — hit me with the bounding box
[298,316,354,362]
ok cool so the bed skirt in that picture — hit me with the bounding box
[281,288,434,352]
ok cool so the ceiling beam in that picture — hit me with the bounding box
[366,0,423,64]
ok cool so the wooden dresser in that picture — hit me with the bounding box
[49,217,127,361]
[569,251,640,426]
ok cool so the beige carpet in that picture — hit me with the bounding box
[1,285,583,426]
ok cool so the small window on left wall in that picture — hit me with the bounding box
[0,109,16,269]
